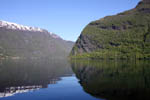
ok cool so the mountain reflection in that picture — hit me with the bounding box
[0,58,73,98]
[71,60,150,100]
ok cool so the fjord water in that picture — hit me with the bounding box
[71,60,150,100]
[0,59,150,100]
[0,59,100,100]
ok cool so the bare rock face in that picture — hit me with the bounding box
[71,34,103,55]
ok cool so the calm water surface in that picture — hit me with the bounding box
[0,59,150,100]
[0,59,101,100]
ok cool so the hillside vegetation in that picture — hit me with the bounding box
[71,0,150,59]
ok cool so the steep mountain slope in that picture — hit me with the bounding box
[0,20,74,59]
[71,0,150,59]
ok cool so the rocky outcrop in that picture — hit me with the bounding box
[71,34,102,55]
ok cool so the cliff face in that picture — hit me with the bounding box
[0,21,74,59]
[71,0,150,59]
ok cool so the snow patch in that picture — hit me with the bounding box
[0,20,44,32]
[0,20,63,40]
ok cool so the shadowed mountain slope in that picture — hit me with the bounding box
[0,20,74,59]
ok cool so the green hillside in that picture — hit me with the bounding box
[70,0,150,59]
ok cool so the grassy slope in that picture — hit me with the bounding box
[71,1,150,59]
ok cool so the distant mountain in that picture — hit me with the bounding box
[0,20,74,59]
[70,0,150,59]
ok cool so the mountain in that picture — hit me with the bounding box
[0,20,74,59]
[70,0,150,59]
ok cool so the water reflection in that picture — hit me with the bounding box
[0,85,42,97]
[0,59,73,98]
[71,60,150,100]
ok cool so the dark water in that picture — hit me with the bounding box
[71,60,150,100]
[0,59,100,100]
[0,59,150,100]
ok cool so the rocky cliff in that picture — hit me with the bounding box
[0,20,74,59]
[71,0,150,59]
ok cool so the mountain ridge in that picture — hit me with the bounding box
[0,20,44,32]
[0,20,63,40]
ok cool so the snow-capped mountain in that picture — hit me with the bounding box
[0,20,44,32]
[0,20,74,59]
[0,20,61,39]
[50,32,61,39]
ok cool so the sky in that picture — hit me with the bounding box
[0,0,140,41]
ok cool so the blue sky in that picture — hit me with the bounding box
[0,0,140,41]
